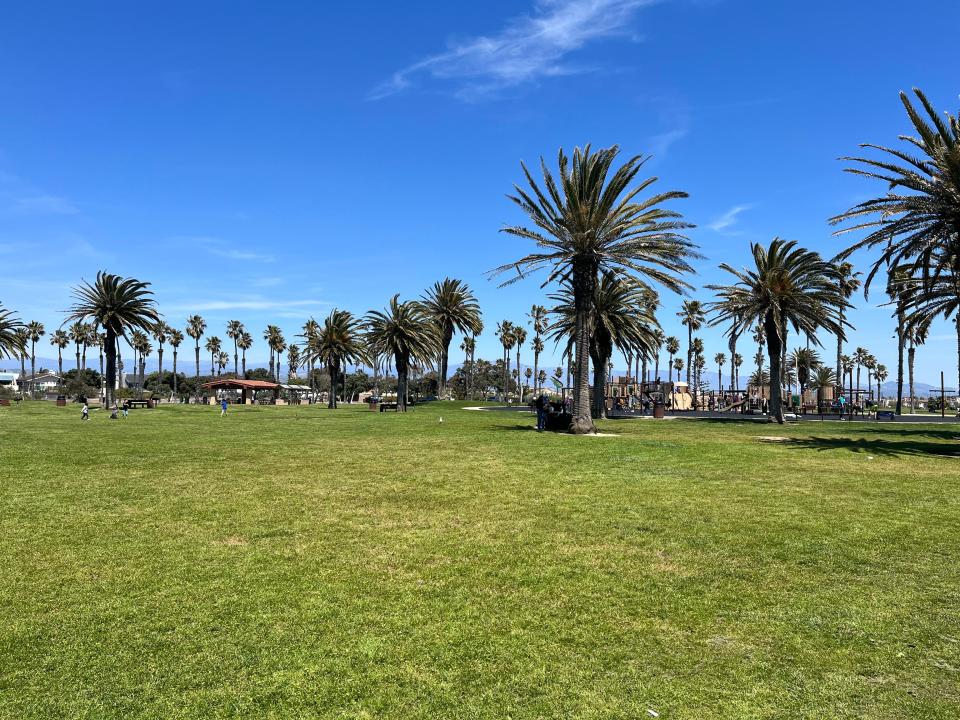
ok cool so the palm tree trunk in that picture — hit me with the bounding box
[396,353,408,412]
[29,342,36,396]
[233,340,238,377]
[836,307,844,391]
[654,351,660,384]
[571,263,597,434]
[764,313,785,424]
[908,339,915,414]
[591,351,607,420]
[173,350,178,398]
[955,315,960,405]
[157,348,163,395]
[515,345,523,403]
[242,351,247,378]
[895,319,904,415]
[686,327,692,386]
[328,362,338,409]
[75,345,81,373]
[57,350,63,388]
[194,343,201,401]
[104,327,117,406]
[533,350,540,395]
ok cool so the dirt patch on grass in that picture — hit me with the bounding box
[757,436,790,442]
[219,536,247,546]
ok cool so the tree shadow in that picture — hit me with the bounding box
[785,436,960,458]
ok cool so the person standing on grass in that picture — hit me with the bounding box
[535,393,547,431]
[220,396,228,417]
[81,400,89,421]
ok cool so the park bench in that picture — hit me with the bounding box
[876,410,895,421]
[379,402,399,412]
[126,400,149,409]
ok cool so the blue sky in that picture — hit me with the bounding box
[1,0,958,383]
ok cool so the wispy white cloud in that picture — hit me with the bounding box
[371,0,657,100]
[166,298,328,313]
[9,194,79,215]
[171,235,275,263]
[708,204,753,233]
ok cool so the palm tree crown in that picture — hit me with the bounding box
[491,144,697,433]
[365,296,439,412]
[65,272,160,405]
[421,278,481,396]
[832,88,960,291]
[707,239,848,423]
[306,308,368,409]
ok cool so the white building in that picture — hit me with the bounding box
[0,371,19,392]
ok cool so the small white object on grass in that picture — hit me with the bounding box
[647,710,659,718]
[439,416,443,424]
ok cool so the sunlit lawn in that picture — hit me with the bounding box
[1,401,958,719]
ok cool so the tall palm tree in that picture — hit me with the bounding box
[168,328,184,398]
[690,337,704,406]
[421,278,481,397]
[92,331,105,399]
[905,317,930,413]
[205,336,222,382]
[714,352,726,397]
[495,320,515,401]
[707,239,848,423]
[0,305,24,362]
[68,321,85,372]
[650,328,664,383]
[897,251,960,406]
[307,309,368,408]
[875,363,888,405]
[216,351,229,376]
[665,336,679,384]
[186,315,206,400]
[300,318,320,391]
[130,331,150,396]
[841,354,854,395]
[789,347,820,411]
[885,267,909,414]
[492,144,697,434]
[25,321,45,395]
[365,296,439,412]
[834,262,861,389]
[549,273,659,419]
[672,357,684,382]
[678,300,705,388]
[270,333,286,383]
[864,354,877,403]
[512,325,528,403]
[50,329,69,388]
[287,343,301,382]
[528,304,548,394]
[853,347,870,403]
[226,320,244,377]
[832,89,960,293]
[460,335,476,399]
[153,321,168,393]
[237,331,253,378]
[65,272,161,406]
[733,353,743,390]
[263,325,282,381]
[15,327,29,393]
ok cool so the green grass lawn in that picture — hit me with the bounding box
[1,402,958,719]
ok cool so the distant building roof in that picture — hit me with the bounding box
[201,379,280,390]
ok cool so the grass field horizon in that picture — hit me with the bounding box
[2,402,958,718]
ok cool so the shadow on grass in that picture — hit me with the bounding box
[785,436,960,458]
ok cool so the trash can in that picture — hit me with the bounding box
[653,401,665,419]
[368,400,379,412]
[56,395,67,407]
[146,397,155,409]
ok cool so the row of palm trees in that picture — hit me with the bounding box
[1,88,955,429]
